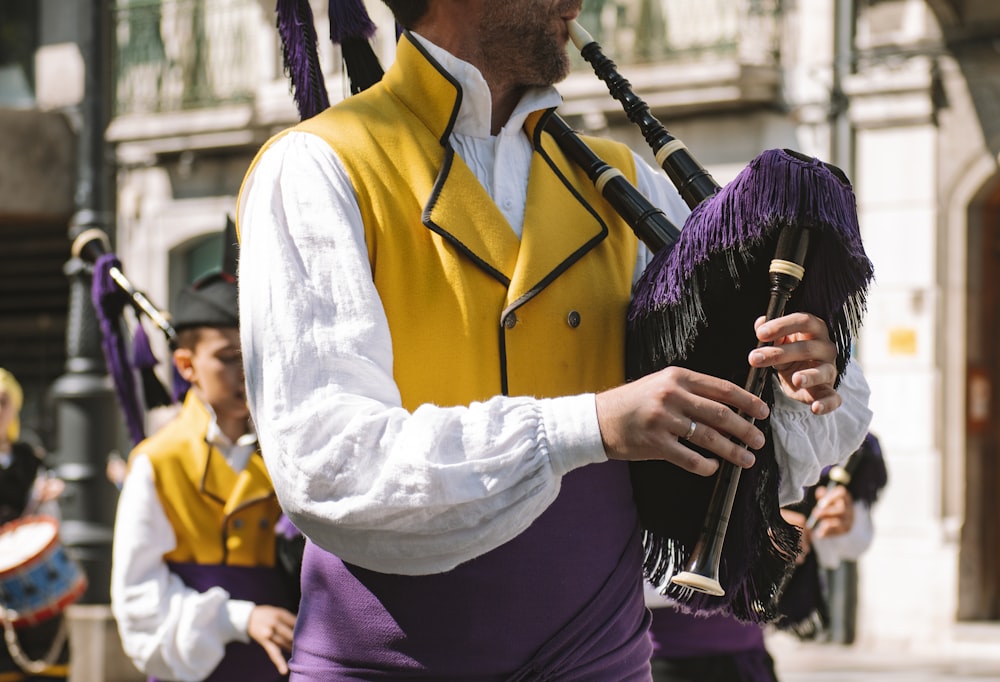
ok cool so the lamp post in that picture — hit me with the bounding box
[50,0,121,606]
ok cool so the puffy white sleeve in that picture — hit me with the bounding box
[237,132,607,576]
[769,360,872,504]
[632,153,873,506]
[110,455,253,682]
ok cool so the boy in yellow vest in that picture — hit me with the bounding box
[110,272,297,682]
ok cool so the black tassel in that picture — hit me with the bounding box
[340,37,384,93]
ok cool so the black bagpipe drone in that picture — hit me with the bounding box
[278,1,873,622]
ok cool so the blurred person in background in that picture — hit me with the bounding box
[0,367,69,682]
[110,274,297,682]
[647,432,887,682]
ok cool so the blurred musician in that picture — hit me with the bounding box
[0,368,68,681]
[646,432,887,682]
[110,275,297,682]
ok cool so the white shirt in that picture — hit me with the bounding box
[110,412,260,682]
[237,35,873,577]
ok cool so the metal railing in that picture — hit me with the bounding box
[575,0,781,66]
[113,0,259,115]
[112,0,782,116]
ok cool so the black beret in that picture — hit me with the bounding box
[172,272,239,332]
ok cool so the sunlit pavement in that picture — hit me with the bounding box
[769,629,1000,681]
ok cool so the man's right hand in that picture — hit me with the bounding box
[595,365,768,476]
[248,604,297,675]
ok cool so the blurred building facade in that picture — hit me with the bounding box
[4,0,1000,668]
[0,3,77,447]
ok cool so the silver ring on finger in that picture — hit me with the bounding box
[682,420,697,440]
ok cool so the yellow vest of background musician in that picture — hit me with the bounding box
[134,392,280,567]
[249,34,639,405]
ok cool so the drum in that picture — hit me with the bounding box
[0,515,87,628]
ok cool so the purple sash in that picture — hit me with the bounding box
[289,461,650,680]
[647,606,777,682]
[648,606,765,658]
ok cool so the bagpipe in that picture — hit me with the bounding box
[71,227,181,446]
[275,1,873,622]
[556,20,874,621]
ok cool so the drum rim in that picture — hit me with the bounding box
[0,515,87,627]
[0,515,61,578]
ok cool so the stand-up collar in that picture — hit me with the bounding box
[393,31,563,142]
[372,32,611,304]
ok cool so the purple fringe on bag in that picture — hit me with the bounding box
[131,323,157,369]
[774,550,828,639]
[847,432,888,507]
[92,253,147,445]
[275,0,384,114]
[629,149,872,379]
[131,322,172,409]
[276,0,330,120]
[628,149,874,624]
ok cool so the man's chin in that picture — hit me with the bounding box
[532,61,572,88]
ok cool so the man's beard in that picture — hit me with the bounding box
[478,8,571,88]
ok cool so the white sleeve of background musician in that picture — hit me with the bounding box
[110,455,253,682]
[632,154,874,506]
[237,132,608,576]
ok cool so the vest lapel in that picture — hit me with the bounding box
[180,393,272,513]
[506,110,608,309]
[223,453,275,516]
[201,444,274,515]
[384,36,522,285]
[425,149,520,286]
[172,395,230,507]
[199,443,233,506]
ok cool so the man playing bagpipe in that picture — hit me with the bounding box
[236,0,874,678]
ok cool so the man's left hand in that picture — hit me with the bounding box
[748,312,841,415]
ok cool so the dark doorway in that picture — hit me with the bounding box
[963,183,1000,620]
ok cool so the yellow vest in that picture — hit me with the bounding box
[131,393,280,567]
[244,34,639,406]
